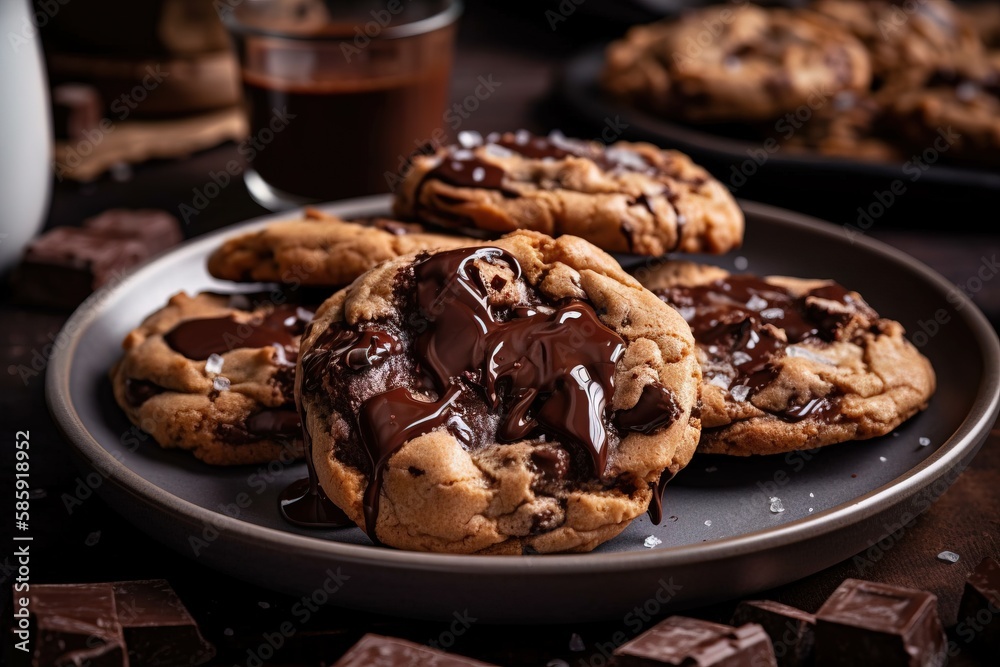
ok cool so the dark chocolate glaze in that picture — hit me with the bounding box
[656,275,877,423]
[615,383,680,435]
[164,305,311,361]
[647,469,677,525]
[246,409,301,437]
[124,378,166,406]
[278,410,353,529]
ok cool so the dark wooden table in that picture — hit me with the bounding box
[3,4,998,665]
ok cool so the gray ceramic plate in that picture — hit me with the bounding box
[47,196,999,623]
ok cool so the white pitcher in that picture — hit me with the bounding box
[0,0,52,273]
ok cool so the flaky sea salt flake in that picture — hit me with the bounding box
[213,376,231,392]
[204,353,224,375]
[769,497,785,513]
[937,551,960,564]
[644,535,662,549]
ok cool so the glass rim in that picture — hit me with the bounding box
[220,0,463,42]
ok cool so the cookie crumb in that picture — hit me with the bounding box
[769,497,785,513]
[644,535,662,549]
[569,633,585,652]
[937,551,960,564]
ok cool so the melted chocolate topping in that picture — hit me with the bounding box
[656,275,875,423]
[246,409,301,437]
[647,468,677,525]
[615,384,680,435]
[164,305,311,361]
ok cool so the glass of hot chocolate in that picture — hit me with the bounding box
[221,0,461,209]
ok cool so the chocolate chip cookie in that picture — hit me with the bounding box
[111,291,312,465]
[392,130,743,257]
[207,209,475,287]
[811,0,982,83]
[639,262,935,456]
[782,92,903,162]
[882,64,1000,167]
[601,5,871,122]
[296,231,702,553]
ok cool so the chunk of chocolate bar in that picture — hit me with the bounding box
[957,557,1000,657]
[29,583,127,667]
[83,209,183,253]
[733,600,815,667]
[112,579,215,666]
[815,579,946,667]
[51,83,103,141]
[12,227,150,308]
[333,634,498,666]
[613,616,777,666]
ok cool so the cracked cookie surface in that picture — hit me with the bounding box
[207,209,476,287]
[640,262,935,456]
[392,130,743,256]
[298,231,702,554]
[111,291,310,465]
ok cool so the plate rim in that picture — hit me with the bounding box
[46,195,1000,575]
[558,47,1000,191]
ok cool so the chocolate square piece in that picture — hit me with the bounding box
[957,557,1000,657]
[333,633,498,666]
[13,227,150,308]
[733,600,815,667]
[84,209,183,253]
[815,579,946,667]
[613,616,777,666]
[112,579,215,666]
[30,583,127,667]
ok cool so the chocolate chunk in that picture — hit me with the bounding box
[11,210,183,309]
[29,583,127,667]
[111,579,214,666]
[815,579,946,667]
[957,557,1000,657]
[613,616,777,666]
[733,600,815,667]
[333,633,498,666]
[12,227,151,309]
[163,305,312,360]
[51,83,103,141]
[83,209,183,253]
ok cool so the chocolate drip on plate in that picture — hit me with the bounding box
[647,468,677,525]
